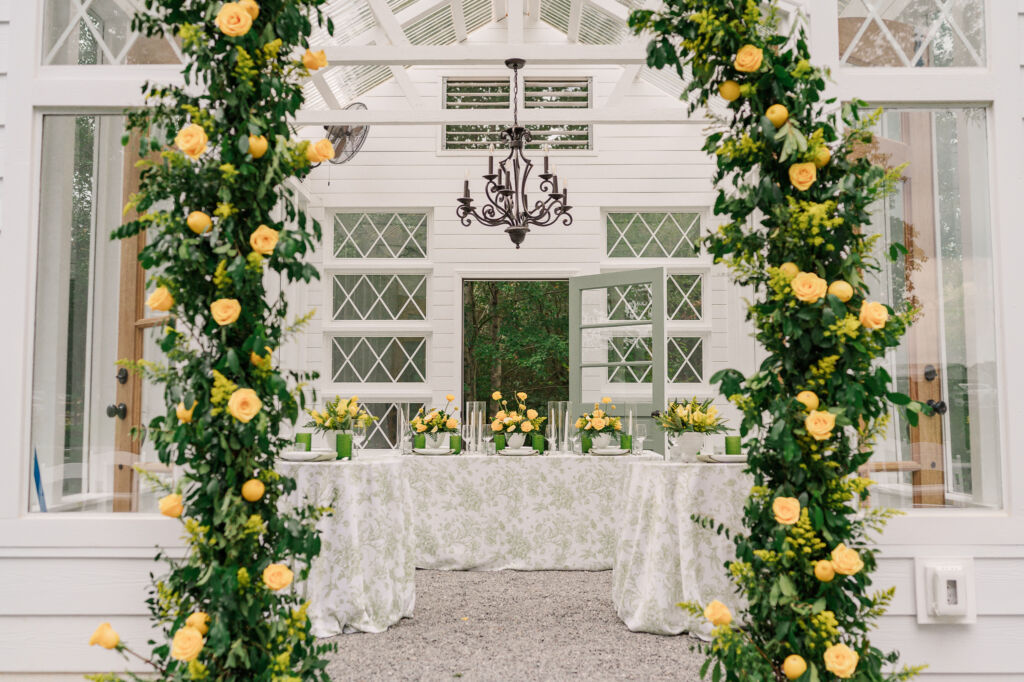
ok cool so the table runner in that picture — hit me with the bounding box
[612,462,751,636]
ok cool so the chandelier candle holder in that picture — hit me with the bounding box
[457,58,573,248]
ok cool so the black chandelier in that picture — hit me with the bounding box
[456,58,573,249]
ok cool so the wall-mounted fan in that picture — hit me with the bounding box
[323,101,369,165]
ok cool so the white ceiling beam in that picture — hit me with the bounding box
[388,61,426,108]
[450,0,468,41]
[311,72,343,109]
[526,0,541,25]
[295,107,695,125]
[492,0,507,23]
[366,0,410,45]
[605,64,640,106]
[322,43,646,66]
[566,0,583,42]
[507,0,524,43]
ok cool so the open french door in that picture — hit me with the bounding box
[569,268,666,453]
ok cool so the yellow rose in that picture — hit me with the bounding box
[446,418,458,430]
[227,388,262,423]
[175,123,208,160]
[613,420,622,431]
[248,134,268,159]
[241,479,265,502]
[306,138,335,163]
[159,493,183,518]
[828,280,853,302]
[170,625,204,662]
[185,612,210,635]
[718,80,740,101]
[176,401,196,423]
[813,145,832,169]
[814,559,835,582]
[590,417,607,430]
[490,420,502,432]
[238,0,259,19]
[210,298,241,326]
[703,600,732,627]
[215,2,253,37]
[789,162,817,191]
[575,417,586,429]
[791,272,828,303]
[804,410,836,441]
[89,622,119,649]
[302,49,327,70]
[823,643,859,679]
[772,497,801,525]
[492,391,502,401]
[495,410,507,421]
[187,211,212,234]
[517,392,527,400]
[779,262,799,280]
[146,286,174,312]
[795,391,819,411]
[782,654,807,680]
[250,346,273,366]
[601,396,612,404]
[521,421,534,433]
[830,543,864,576]
[733,44,763,72]
[249,224,279,255]
[592,409,605,419]
[526,409,538,420]
[859,301,889,330]
[445,394,456,402]
[263,563,294,591]
[766,103,789,128]
[417,423,428,432]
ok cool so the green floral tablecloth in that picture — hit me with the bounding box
[278,459,415,636]
[612,462,751,636]
[405,454,662,571]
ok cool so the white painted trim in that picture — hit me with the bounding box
[296,107,699,125]
[319,43,645,66]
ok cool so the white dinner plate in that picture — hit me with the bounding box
[500,447,538,456]
[414,448,456,456]
[590,447,629,456]
[697,453,747,464]
[280,449,335,462]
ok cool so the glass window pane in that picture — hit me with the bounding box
[668,336,704,383]
[333,212,428,259]
[333,274,427,321]
[606,212,700,258]
[667,274,703,320]
[838,0,985,67]
[331,337,427,383]
[42,0,182,65]
[864,107,1001,510]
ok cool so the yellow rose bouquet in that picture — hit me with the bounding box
[411,395,460,435]
[653,397,728,435]
[488,391,547,435]
[573,397,622,435]
[305,395,376,435]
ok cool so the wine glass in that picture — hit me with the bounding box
[633,423,648,455]
[352,421,368,454]
[570,433,581,455]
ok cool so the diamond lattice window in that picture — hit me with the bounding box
[360,402,425,449]
[667,274,703,321]
[331,337,427,383]
[607,212,701,258]
[668,336,703,384]
[608,336,653,384]
[333,274,427,321]
[838,0,985,67]
[607,283,653,322]
[42,0,183,65]
[333,212,428,259]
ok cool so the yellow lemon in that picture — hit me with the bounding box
[814,559,835,582]
[718,80,741,101]
[783,654,807,680]
[828,280,853,302]
[242,479,265,502]
[766,104,789,128]
[779,262,799,280]
[814,145,832,169]
[187,211,212,234]
[248,135,269,159]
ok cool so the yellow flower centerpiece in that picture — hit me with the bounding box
[653,397,728,461]
[574,397,623,452]
[411,394,461,451]
[490,391,547,451]
[305,395,376,459]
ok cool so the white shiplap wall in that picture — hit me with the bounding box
[0,0,8,210]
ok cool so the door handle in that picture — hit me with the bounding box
[106,403,128,420]
[926,399,947,416]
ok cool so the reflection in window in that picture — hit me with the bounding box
[42,0,182,65]
[838,0,985,67]
[862,107,1001,509]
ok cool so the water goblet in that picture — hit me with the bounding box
[633,423,648,455]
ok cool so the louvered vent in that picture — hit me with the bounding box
[444,77,592,150]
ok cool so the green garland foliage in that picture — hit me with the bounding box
[91,1,337,679]
[629,2,927,680]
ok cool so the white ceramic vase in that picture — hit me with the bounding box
[425,432,447,450]
[506,432,527,449]
[669,432,704,462]
[592,433,614,450]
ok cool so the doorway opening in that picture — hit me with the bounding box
[461,279,570,410]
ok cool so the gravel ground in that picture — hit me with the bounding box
[325,570,705,682]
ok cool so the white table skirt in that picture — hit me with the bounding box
[406,453,662,571]
[278,459,415,636]
[612,462,751,636]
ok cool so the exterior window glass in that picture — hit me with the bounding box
[667,274,703,321]
[332,273,427,321]
[838,0,985,67]
[42,0,182,65]
[331,336,427,383]
[863,107,1001,509]
[333,212,428,259]
[606,212,701,258]
[667,336,703,384]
